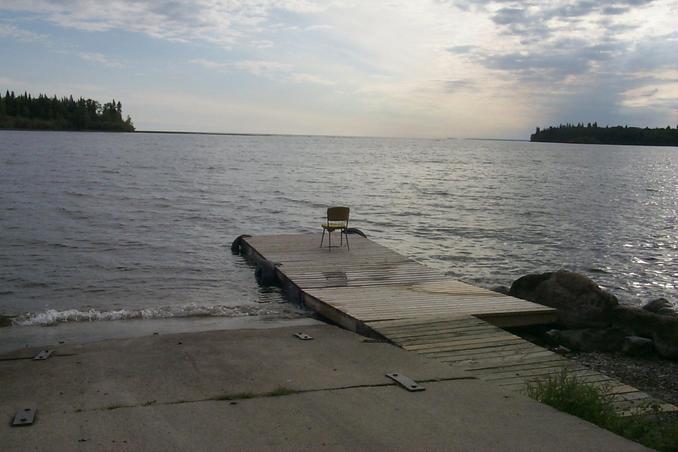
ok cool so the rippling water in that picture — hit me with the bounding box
[1,130,677,325]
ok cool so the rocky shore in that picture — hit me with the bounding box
[574,351,678,407]
[493,270,678,406]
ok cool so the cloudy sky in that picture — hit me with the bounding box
[1,0,676,138]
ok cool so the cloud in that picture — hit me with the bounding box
[77,51,123,68]
[190,58,334,86]
[289,72,335,86]
[491,7,527,25]
[252,39,275,49]
[190,58,293,76]
[443,79,475,92]
[234,60,292,76]
[0,22,46,42]
[1,22,123,69]
[306,24,332,31]
[479,39,623,82]
[602,5,630,15]
[3,0,677,136]
[0,0,333,47]
[446,45,475,54]
[189,58,229,70]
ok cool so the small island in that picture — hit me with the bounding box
[0,90,134,132]
[531,123,678,147]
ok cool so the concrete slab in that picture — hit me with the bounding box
[2,381,646,451]
[0,324,465,414]
[0,316,321,355]
[0,324,647,451]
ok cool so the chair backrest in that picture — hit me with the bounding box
[327,207,350,223]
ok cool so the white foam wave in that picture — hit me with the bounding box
[12,303,301,327]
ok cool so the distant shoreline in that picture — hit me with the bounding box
[1,128,525,141]
[465,137,528,142]
[530,139,678,148]
[531,124,678,147]
[0,128,135,134]
[3,128,677,146]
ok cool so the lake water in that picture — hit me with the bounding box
[1,130,677,326]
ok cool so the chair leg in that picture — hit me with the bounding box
[345,230,349,250]
[328,230,332,252]
[320,229,325,247]
[340,231,343,247]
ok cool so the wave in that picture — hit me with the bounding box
[12,302,303,327]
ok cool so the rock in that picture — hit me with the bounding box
[0,314,13,327]
[490,285,510,295]
[551,345,572,355]
[612,306,678,360]
[622,336,655,357]
[545,327,626,352]
[642,298,678,316]
[509,270,618,328]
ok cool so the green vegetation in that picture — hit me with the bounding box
[527,370,678,451]
[266,386,298,397]
[531,123,678,146]
[211,386,297,401]
[0,90,134,132]
[212,391,257,401]
[105,403,134,411]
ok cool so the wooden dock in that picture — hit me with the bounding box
[240,233,676,414]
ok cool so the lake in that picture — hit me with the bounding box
[1,130,677,326]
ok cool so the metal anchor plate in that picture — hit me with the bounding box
[385,372,425,392]
[293,332,313,340]
[33,350,53,360]
[12,407,36,426]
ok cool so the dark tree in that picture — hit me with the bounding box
[530,123,678,146]
[0,90,135,132]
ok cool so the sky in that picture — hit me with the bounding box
[0,0,677,138]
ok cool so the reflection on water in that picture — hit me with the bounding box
[1,131,677,323]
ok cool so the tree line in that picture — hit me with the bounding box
[0,90,135,132]
[531,123,677,146]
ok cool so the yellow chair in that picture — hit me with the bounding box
[320,207,350,251]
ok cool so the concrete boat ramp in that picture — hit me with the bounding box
[1,322,648,450]
[241,233,676,415]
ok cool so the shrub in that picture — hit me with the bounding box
[527,370,678,452]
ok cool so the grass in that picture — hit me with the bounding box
[211,386,297,402]
[93,386,298,412]
[266,386,297,397]
[527,370,678,452]
[105,403,133,411]
[212,391,256,401]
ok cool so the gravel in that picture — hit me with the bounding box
[572,351,678,407]
[509,326,678,407]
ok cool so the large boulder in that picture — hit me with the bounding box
[621,336,655,357]
[642,298,678,316]
[489,285,510,295]
[611,306,678,360]
[545,328,626,352]
[509,271,618,328]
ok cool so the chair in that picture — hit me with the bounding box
[320,207,350,251]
